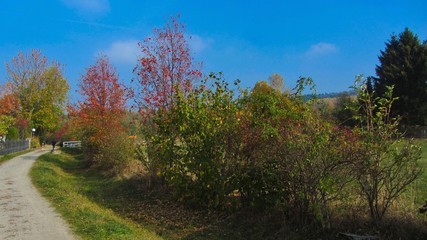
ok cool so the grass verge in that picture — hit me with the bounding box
[0,149,33,165]
[30,149,163,240]
[30,146,427,240]
[414,139,427,203]
[29,149,279,240]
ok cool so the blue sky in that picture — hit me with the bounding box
[1,0,426,100]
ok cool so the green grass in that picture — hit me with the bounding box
[29,149,264,240]
[0,149,33,165]
[30,145,427,240]
[389,139,427,226]
[30,150,163,240]
[413,139,427,204]
[395,139,427,206]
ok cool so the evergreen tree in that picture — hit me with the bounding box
[373,28,427,125]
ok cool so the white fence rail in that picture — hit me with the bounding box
[62,141,81,148]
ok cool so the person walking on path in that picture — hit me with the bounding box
[51,140,57,153]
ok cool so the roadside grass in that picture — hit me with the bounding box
[415,139,427,203]
[30,149,163,240]
[0,149,33,165]
[30,148,286,240]
[30,145,427,240]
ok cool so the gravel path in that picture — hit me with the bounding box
[0,150,75,240]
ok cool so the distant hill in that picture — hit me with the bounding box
[305,90,356,100]
[317,90,356,99]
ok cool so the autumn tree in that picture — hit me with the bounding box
[0,115,14,139]
[372,28,427,125]
[133,15,202,113]
[70,56,132,173]
[34,66,69,141]
[0,83,19,138]
[0,83,19,116]
[237,80,354,225]
[268,73,285,92]
[6,49,69,139]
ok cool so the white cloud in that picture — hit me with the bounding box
[62,0,110,15]
[188,34,213,54]
[101,39,140,65]
[305,42,338,58]
[99,35,212,66]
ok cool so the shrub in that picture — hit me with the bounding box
[6,127,19,140]
[349,76,422,223]
[100,132,135,176]
[145,73,241,207]
[237,80,354,225]
[141,74,361,227]
[31,136,41,148]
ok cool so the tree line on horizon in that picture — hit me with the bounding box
[0,16,426,233]
[1,26,426,141]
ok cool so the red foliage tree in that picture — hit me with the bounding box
[69,56,129,164]
[71,56,127,129]
[0,83,20,137]
[133,15,202,113]
[0,82,20,116]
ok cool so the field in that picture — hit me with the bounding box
[31,144,427,240]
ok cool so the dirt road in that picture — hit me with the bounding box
[0,150,75,240]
